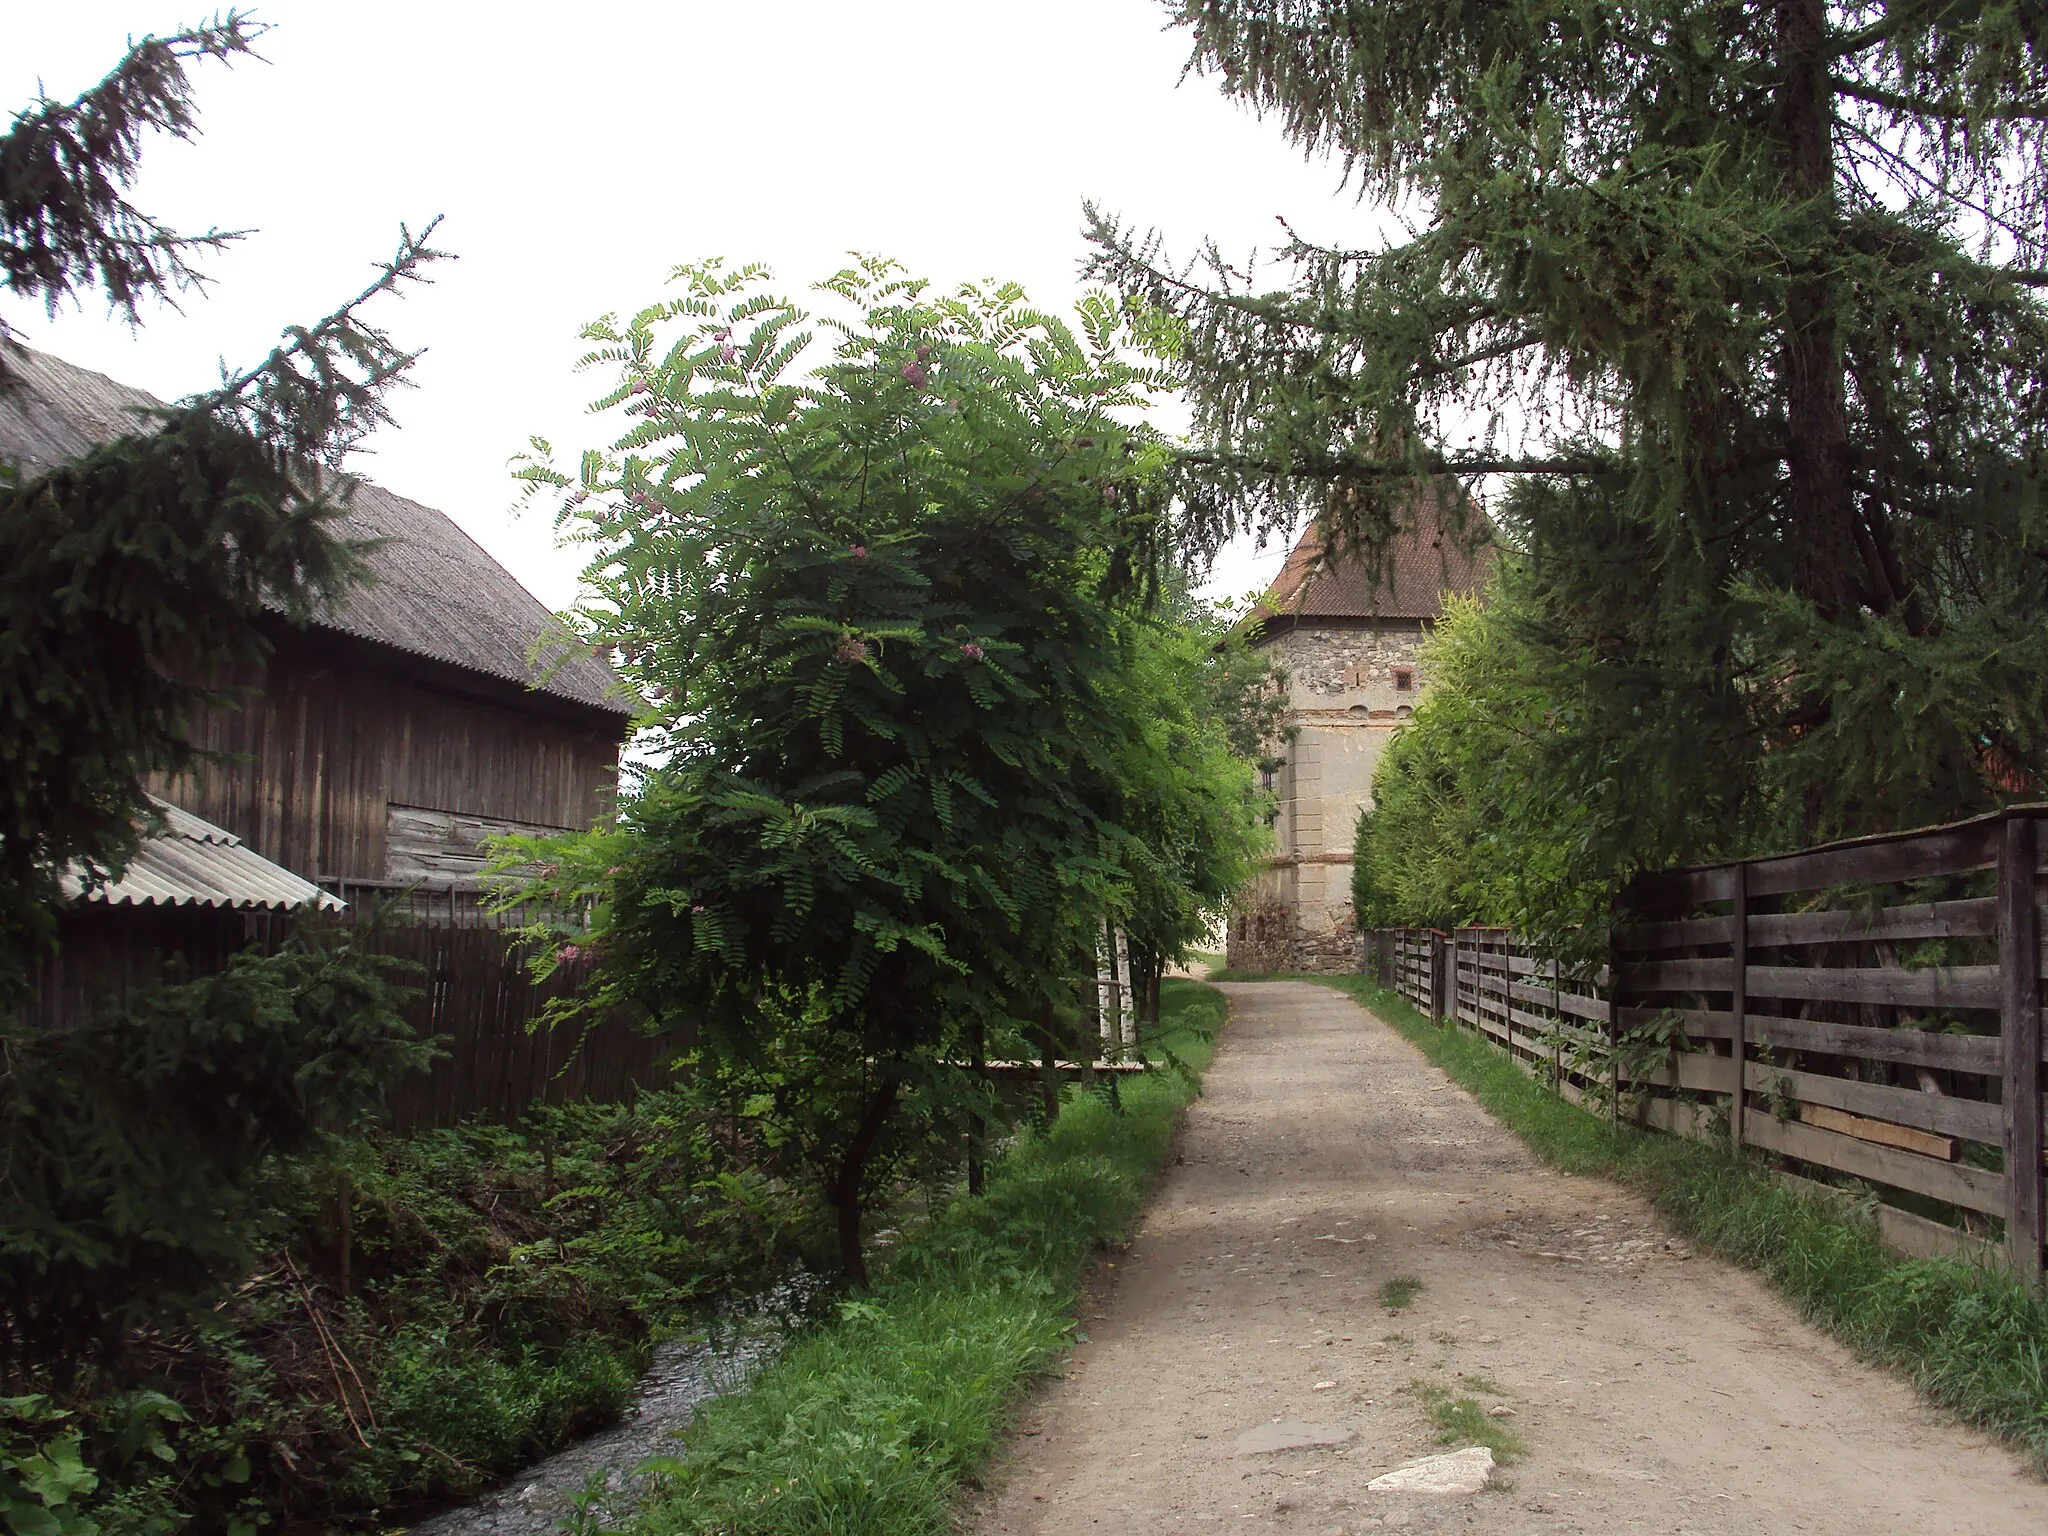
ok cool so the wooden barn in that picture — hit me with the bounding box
[5,345,666,1126]
[0,345,633,914]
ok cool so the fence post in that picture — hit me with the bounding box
[1430,931,1448,1023]
[1730,861,1748,1155]
[1999,814,2044,1286]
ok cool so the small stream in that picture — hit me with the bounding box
[407,1283,811,1536]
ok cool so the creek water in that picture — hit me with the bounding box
[406,1284,811,1536]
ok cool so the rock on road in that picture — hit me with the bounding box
[964,980,2047,1536]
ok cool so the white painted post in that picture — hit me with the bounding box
[1115,926,1136,1051]
[1097,926,1118,1059]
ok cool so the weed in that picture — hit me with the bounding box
[1409,1380,1525,1462]
[1313,975,2048,1476]
[627,980,1224,1536]
[1459,1373,1507,1396]
[1378,1275,1423,1310]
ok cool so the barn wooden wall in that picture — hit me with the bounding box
[152,633,623,883]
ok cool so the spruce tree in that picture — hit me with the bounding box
[1091,0,2048,877]
[0,16,446,993]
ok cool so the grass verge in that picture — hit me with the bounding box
[1302,974,2048,1476]
[621,980,1227,1536]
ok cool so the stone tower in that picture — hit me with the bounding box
[1226,502,1487,973]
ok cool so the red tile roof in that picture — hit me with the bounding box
[1254,485,1489,626]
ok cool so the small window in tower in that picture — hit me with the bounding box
[1393,667,1414,692]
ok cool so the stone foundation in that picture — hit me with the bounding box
[1225,900,1361,975]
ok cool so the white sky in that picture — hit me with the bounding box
[3,1,1393,611]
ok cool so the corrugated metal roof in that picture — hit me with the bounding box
[61,797,346,912]
[0,343,630,720]
[1254,484,1491,627]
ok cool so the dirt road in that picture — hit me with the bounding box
[965,981,2047,1535]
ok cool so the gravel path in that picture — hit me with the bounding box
[963,980,2048,1536]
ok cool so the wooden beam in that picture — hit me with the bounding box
[1798,1103,1956,1161]
[2000,816,2045,1285]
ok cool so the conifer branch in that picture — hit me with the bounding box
[198,216,452,470]
[0,12,266,338]
[1831,76,2048,122]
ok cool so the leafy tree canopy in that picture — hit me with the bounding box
[506,258,1266,1280]
[1094,0,2048,903]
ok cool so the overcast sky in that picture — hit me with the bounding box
[4,1,1391,610]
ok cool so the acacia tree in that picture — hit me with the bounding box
[0,15,446,994]
[509,260,1189,1283]
[1092,0,2048,896]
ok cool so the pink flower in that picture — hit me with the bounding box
[557,943,585,965]
[1103,485,1119,503]
[836,634,871,662]
[720,343,739,364]
[631,380,651,395]
[849,543,868,560]
[901,361,927,389]
[714,328,731,342]
[915,344,932,363]
[959,642,985,661]
[690,903,707,915]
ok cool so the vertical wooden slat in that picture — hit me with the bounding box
[1999,815,2044,1285]
[1606,933,1621,1128]
[1730,862,1748,1154]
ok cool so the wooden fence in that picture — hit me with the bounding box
[1364,806,2048,1286]
[357,922,677,1132]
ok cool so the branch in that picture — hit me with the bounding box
[1832,75,2048,123]
[1175,448,1607,480]
[0,12,267,328]
[196,216,453,470]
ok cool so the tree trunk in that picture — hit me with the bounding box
[829,1078,900,1288]
[1774,0,1859,620]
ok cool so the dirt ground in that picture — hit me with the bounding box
[963,980,2048,1536]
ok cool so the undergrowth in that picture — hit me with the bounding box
[1308,974,2048,1476]
[622,979,1226,1536]
[11,1089,813,1533]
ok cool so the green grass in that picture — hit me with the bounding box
[624,980,1226,1536]
[1409,1380,1525,1463]
[1304,974,2048,1475]
[1378,1275,1424,1310]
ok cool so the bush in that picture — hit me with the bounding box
[0,930,428,1372]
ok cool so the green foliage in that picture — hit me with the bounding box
[506,258,1260,1280]
[1377,1275,1422,1311]
[1312,975,2048,1472]
[1408,1379,1523,1463]
[0,930,430,1370]
[1351,585,1615,942]
[0,15,259,353]
[625,979,1222,1536]
[1095,0,2048,896]
[10,1082,813,1534]
[1,1397,98,1536]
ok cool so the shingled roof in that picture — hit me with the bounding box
[1253,485,1490,630]
[0,344,627,719]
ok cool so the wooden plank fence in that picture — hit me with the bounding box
[1364,805,2048,1286]
[360,923,678,1131]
